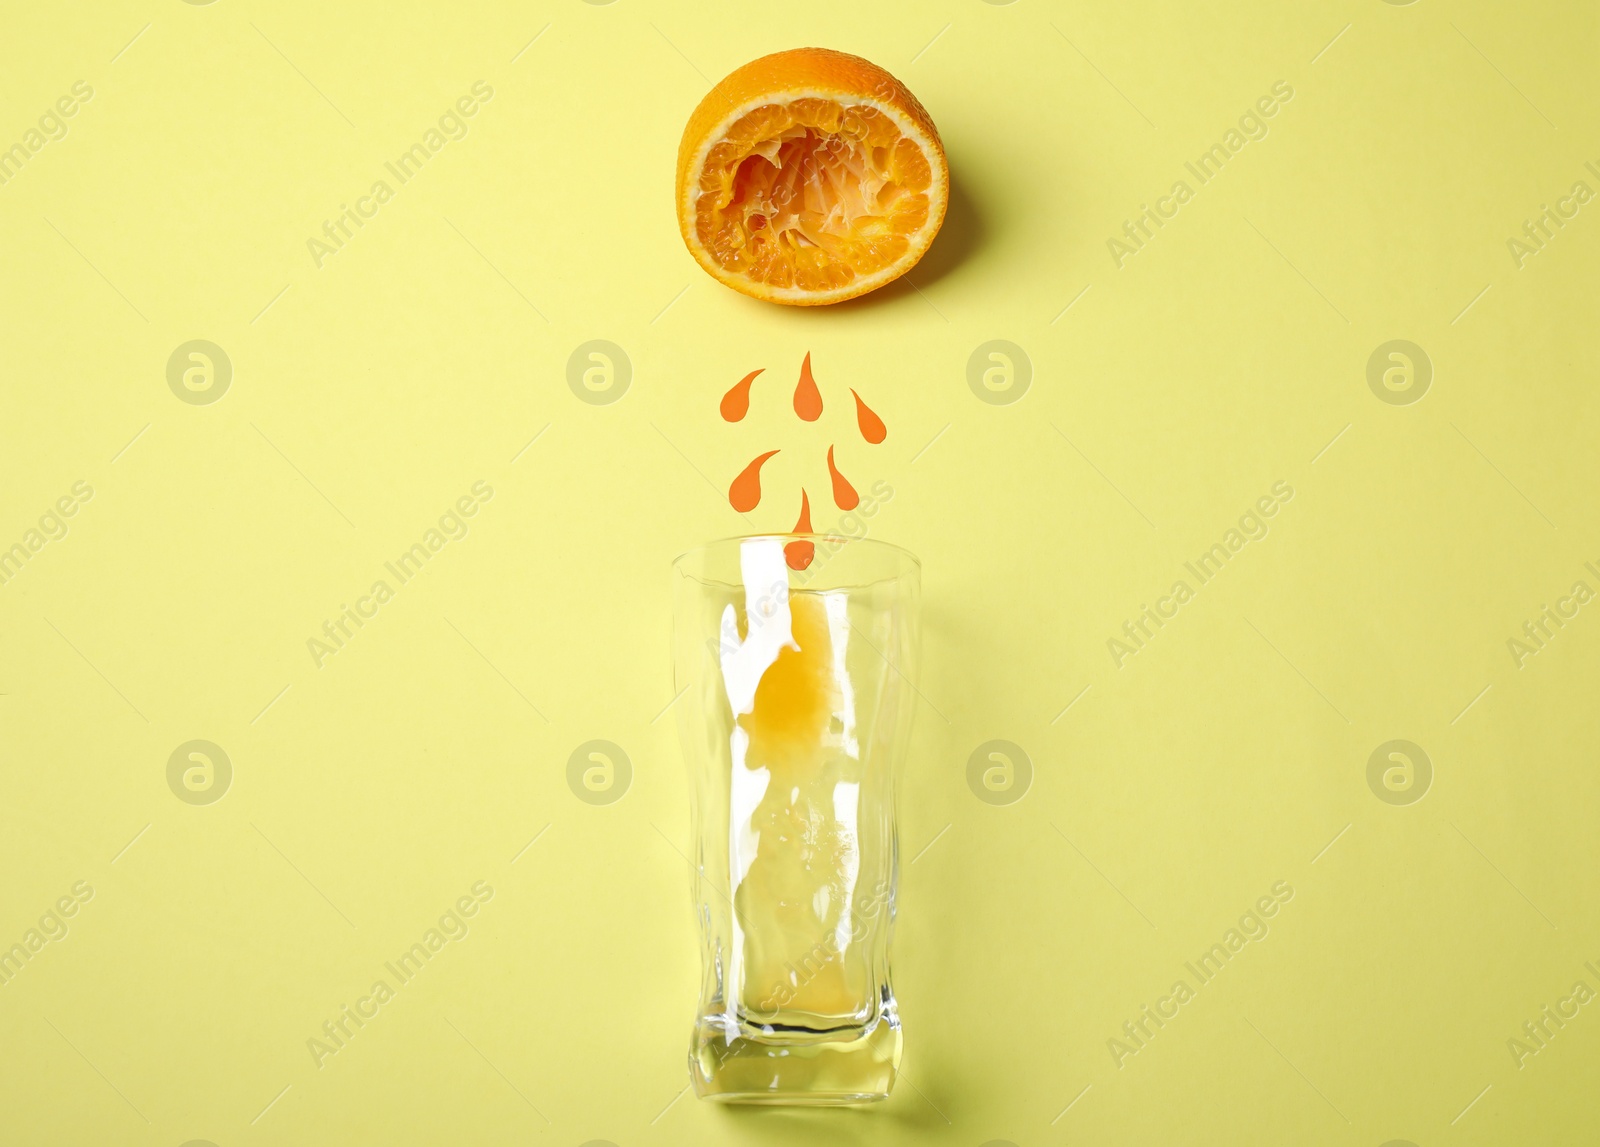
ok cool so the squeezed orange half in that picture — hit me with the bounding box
[676,48,949,306]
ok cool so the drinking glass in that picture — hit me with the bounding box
[671,533,922,1104]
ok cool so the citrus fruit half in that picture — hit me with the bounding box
[675,47,949,306]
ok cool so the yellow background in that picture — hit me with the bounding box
[2,0,1597,1144]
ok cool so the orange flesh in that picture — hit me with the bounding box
[695,98,934,294]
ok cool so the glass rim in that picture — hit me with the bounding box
[671,532,921,572]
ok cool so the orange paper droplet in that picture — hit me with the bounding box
[720,368,763,422]
[851,389,886,444]
[729,450,779,512]
[794,353,823,422]
[827,445,859,510]
[785,489,815,570]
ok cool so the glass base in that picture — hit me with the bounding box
[690,1003,902,1105]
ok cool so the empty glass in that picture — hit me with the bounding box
[672,534,922,1104]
